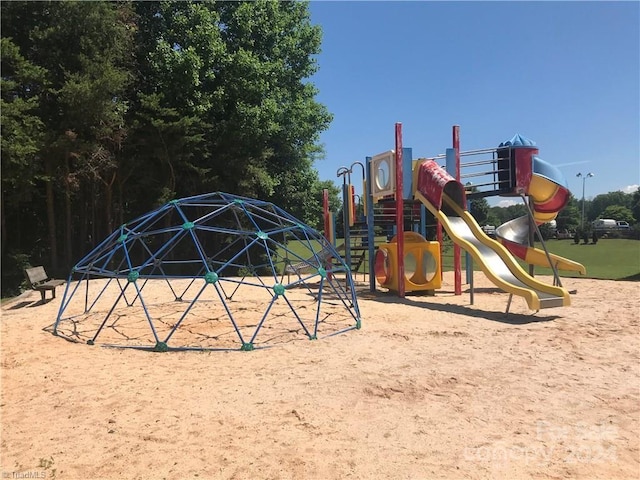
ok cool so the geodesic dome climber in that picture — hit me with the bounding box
[53,192,361,351]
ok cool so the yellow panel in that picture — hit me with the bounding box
[378,238,441,292]
[529,174,558,204]
[533,211,557,223]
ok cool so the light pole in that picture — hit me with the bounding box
[576,172,594,230]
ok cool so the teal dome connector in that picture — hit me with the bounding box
[154,342,169,352]
[204,271,219,284]
[273,283,286,296]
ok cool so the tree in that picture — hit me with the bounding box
[129,1,331,219]
[600,205,635,224]
[534,222,552,240]
[127,1,222,209]
[1,1,134,270]
[466,187,490,226]
[589,191,633,222]
[631,188,640,224]
[0,0,332,295]
[488,206,507,226]
[0,37,46,258]
[555,194,580,231]
[211,1,332,213]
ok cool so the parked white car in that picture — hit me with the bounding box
[592,219,617,230]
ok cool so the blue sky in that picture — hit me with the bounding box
[308,1,639,206]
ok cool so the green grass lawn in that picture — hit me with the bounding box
[438,238,640,280]
[518,238,640,280]
[279,237,639,281]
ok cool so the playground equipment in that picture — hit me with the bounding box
[414,160,569,310]
[359,123,584,310]
[331,126,443,293]
[53,192,361,351]
[375,232,441,292]
[335,163,368,279]
[492,135,586,274]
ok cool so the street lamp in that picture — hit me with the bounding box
[576,172,594,230]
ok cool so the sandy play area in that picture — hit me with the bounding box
[1,272,639,479]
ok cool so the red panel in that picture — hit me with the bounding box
[374,249,389,286]
[514,147,538,194]
[502,238,528,261]
[535,185,570,213]
[322,189,330,240]
[417,160,458,210]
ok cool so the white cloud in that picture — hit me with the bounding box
[497,199,519,208]
[621,184,639,194]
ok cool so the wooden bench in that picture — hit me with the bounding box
[24,266,65,302]
[284,246,334,279]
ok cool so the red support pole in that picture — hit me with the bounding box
[453,125,462,295]
[395,123,405,298]
[322,188,330,242]
[322,188,333,280]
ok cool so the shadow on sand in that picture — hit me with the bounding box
[357,290,560,325]
[5,298,53,309]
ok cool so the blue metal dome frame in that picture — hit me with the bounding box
[53,192,361,351]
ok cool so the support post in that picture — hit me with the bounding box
[420,203,427,238]
[528,196,535,277]
[395,123,405,298]
[520,194,563,287]
[342,181,352,286]
[322,189,333,281]
[365,156,376,292]
[453,125,462,296]
[437,223,443,281]
[337,167,352,289]
[466,197,473,284]
[506,293,513,314]
[322,189,330,242]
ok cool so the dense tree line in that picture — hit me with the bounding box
[1,0,337,295]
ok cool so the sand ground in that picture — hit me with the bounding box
[1,272,639,479]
